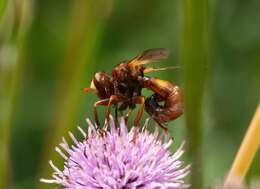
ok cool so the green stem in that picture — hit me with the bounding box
[0,0,10,183]
[0,0,6,21]
[0,0,32,188]
[37,1,114,189]
[179,0,209,188]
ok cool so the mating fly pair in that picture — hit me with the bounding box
[83,48,183,135]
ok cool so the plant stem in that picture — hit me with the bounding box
[37,1,114,189]
[224,103,260,188]
[179,0,209,188]
[0,0,32,188]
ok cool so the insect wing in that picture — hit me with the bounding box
[128,48,169,67]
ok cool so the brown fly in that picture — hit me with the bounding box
[83,48,183,137]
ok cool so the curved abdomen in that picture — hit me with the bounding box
[143,77,183,123]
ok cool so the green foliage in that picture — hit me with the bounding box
[0,0,259,189]
[0,0,6,21]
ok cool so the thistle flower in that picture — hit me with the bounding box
[40,117,190,189]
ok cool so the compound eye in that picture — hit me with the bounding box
[92,72,113,99]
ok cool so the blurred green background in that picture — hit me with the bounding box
[0,0,259,189]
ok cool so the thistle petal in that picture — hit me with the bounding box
[41,117,190,189]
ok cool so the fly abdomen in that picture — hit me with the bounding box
[143,77,183,123]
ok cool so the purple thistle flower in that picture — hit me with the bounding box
[40,117,190,189]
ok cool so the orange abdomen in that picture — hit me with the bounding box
[143,77,183,123]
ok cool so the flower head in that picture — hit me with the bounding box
[41,117,190,188]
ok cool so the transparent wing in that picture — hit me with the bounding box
[128,48,169,67]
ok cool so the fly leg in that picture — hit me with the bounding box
[155,121,172,141]
[125,108,133,124]
[104,95,127,130]
[114,104,119,127]
[93,99,110,135]
[130,96,145,143]
[156,121,169,133]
